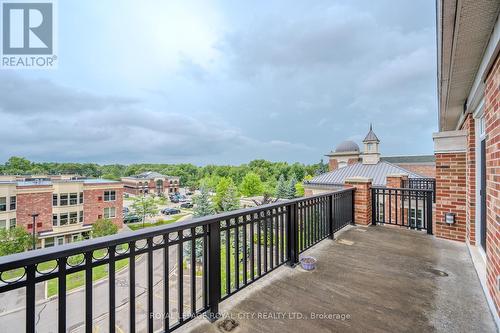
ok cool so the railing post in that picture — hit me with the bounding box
[207,221,221,322]
[287,202,299,267]
[350,189,355,225]
[426,191,433,235]
[371,188,376,225]
[328,194,334,239]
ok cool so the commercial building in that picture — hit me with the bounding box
[0,175,123,248]
[121,171,180,196]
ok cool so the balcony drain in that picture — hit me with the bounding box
[429,268,448,277]
[217,318,239,332]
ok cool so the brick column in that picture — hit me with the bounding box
[433,130,467,242]
[386,174,408,224]
[344,177,372,225]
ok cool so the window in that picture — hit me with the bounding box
[79,210,84,223]
[60,213,68,226]
[52,194,58,206]
[79,192,84,204]
[69,212,78,224]
[0,220,6,229]
[56,237,65,246]
[410,208,423,228]
[0,197,6,212]
[72,234,80,242]
[9,196,16,210]
[9,218,16,229]
[70,193,78,205]
[104,190,116,201]
[44,237,55,248]
[104,207,116,218]
[60,194,68,206]
[53,214,58,226]
[338,161,347,168]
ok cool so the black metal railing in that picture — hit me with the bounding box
[0,188,354,333]
[372,187,433,234]
[402,178,436,202]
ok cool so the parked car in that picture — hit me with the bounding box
[170,198,179,203]
[162,207,181,215]
[122,207,129,214]
[123,214,140,224]
[180,202,193,209]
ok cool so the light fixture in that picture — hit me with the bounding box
[445,212,455,225]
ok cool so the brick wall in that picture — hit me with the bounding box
[16,189,53,234]
[462,114,476,245]
[83,187,124,228]
[385,175,408,225]
[395,164,436,178]
[328,159,338,172]
[344,178,372,225]
[434,153,467,241]
[484,53,500,317]
[348,158,359,166]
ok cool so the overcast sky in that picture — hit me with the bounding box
[1,0,437,165]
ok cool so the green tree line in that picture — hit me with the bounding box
[1,156,329,194]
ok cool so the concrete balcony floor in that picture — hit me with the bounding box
[187,225,496,333]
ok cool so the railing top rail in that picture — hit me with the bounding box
[0,188,354,271]
[372,187,434,192]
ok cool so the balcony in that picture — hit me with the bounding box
[0,187,496,332]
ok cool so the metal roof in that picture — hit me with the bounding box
[335,140,360,153]
[135,171,166,179]
[381,155,435,164]
[305,161,428,187]
[363,124,379,142]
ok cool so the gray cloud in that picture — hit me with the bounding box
[1,0,437,164]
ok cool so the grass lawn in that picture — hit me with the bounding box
[46,246,129,298]
[127,214,188,231]
[0,247,130,298]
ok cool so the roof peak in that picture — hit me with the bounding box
[363,124,379,142]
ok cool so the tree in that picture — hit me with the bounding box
[193,187,215,217]
[221,184,240,211]
[286,177,297,199]
[0,227,33,256]
[295,175,313,197]
[295,182,305,197]
[213,177,240,212]
[130,195,159,227]
[315,159,329,175]
[275,175,287,199]
[240,172,264,197]
[91,219,118,238]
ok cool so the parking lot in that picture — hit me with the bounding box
[122,190,196,226]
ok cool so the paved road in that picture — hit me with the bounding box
[0,240,203,333]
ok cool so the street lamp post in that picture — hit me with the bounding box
[31,213,39,250]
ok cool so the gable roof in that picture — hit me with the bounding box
[136,171,166,179]
[305,161,428,187]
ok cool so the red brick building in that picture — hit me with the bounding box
[121,171,180,196]
[0,176,123,248]
[436,0,499,323]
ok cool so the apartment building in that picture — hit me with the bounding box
[121,171,180,196]
[0,176,123,248]
[436,0,500,323]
